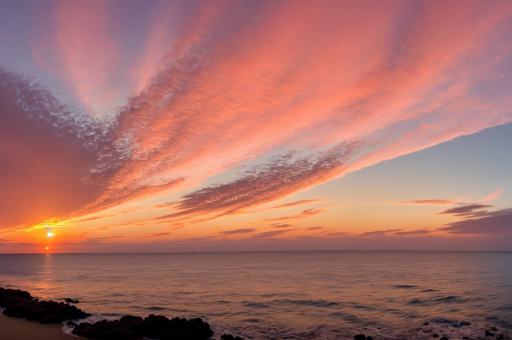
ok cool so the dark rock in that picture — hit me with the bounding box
[496,334,504,340]
[460,322,471,327]
[65,298,74,303]
[354,334,366,340]
[424,322,430,326]
[40,314,60,324]
[367,337,373,340]
[433,334,439,338]
[73,300,80,303]
[72,314,213,340]
[486,330,495,337]
[440,337,448,340]
[0,287,90,323]
[66,320,77,327]
[222,335,244,340]
[462,338,469,339]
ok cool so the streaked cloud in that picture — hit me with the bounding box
[358,229,432,237]
[145,232,172,238]
[477,188,503,202]
[1,0,512,249]
[263,199,330,211]
[439,208,512,235]
[219,228,256,235]
[253,229,296,239]
[256,208,328,224]
[436,204,493,217]
[271,224,293,229]
[388,199,458,206]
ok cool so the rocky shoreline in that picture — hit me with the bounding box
[0,287,241,340]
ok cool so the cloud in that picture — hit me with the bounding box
[85,236,125,244]
[263,199,330,211]
[256,208,328,224]
[478,188,503,202]
[358,229,403,237]
[219,228,255,235]
[253,229,296,239]
[307,226,324,231]
[145,232,172,238]
[436,204,493,217]
[392,229,432,236]
[439,208,512,235]
[387,199,458,206]
[322,232,347,237]
[4,0,512,232]
[271,223,293,229]
[358,229,432,237]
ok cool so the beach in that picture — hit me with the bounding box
[0,314,75,340]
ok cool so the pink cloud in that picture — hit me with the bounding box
[3,1,512,232]
[388,199,458,206]
[478,188,503,202]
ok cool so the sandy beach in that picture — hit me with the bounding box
[0,314,75,340]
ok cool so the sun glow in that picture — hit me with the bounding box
[47,232,54,237]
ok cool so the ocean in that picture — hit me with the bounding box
[0,251,511,339]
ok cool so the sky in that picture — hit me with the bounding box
[1,0,512,253]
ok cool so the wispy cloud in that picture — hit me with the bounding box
[439,208,512,235]
[388,199,458,206]
[271,224,293,229]
[145,232,172,238]
[219,228,255,235]
[358,229,432,237]
[262,199,330,211]
[253,229,297,239]
[3,1,512,235]
[477,188,503,202]
[436,204,493,217]
[256,208,328,224]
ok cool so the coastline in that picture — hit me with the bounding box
[0,314,75,340]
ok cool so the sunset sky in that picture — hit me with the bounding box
[1,0,512,253]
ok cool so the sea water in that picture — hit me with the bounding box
[0,251,511,339]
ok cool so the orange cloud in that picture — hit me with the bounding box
[256,208,328,224]
[4,0,512,236]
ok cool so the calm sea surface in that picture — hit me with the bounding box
[0,252,511,339]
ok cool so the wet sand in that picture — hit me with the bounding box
[0,314,76,340]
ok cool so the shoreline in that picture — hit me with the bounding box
[0,314,75,340]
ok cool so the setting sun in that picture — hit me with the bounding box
[47,232,54,237]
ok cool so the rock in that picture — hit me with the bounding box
[367,337,373,340]
[65,298,73,303]
[73,300,80,303]
[440,337,448,340]
[460,322,471,327]
[486,330,495,337]
[462,338,469,339]
[496,334,504,340]
[424,322,430,326]
[433,334,439,338]
[1,287,90,323]
[72,314,213,340]
[40,314,61,324]
[354,334,366,340]
[66,320,77,327]
[221,334,244,340]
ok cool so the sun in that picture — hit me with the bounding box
[47,232,54,237]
